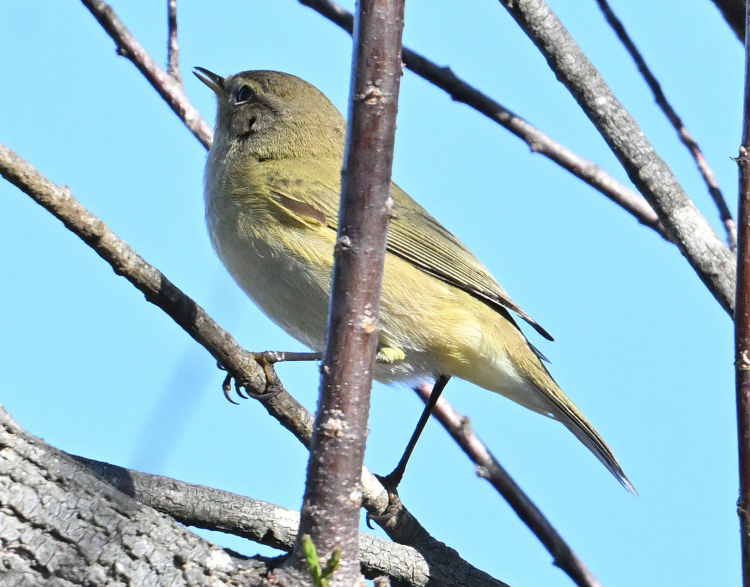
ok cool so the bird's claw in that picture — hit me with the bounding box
[365,473,403,529]
[219,354,283,404]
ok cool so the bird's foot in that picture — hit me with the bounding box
[366,471,404,529]
[218,352,295,404]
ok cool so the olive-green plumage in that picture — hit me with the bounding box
[195,68,634,493]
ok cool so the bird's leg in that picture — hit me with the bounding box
[379,374,451,493]
[367,375,451,528]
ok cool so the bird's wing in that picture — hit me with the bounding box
[265,163,552,341]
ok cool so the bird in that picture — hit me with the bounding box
[194,67,634,494]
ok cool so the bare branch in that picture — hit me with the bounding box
[735,5,750,583]
[0,143,508,587]
[282,2,405,585]
[0,143,277,414]
[75,455,432,587]
[414,383,601,587]
[597,0,737,250]
[167,0,182,83]
[710,0,745,41]
[496,0,737,316]
[81,0,211,148]
[298,0,669,239]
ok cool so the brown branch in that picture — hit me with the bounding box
[298,0,669,239]
[597,0,737,250]
[0,143,320,446]
[711,0,745,41]
[735,5,750,584]
[281,2,405,585]
[414,383,601,587]
[81,0,210,148]
[0,143,509,587]
[167,0,181,83]
[74,456,432,587]
[496,0,737,316]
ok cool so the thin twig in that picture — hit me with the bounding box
[597,0,736,250]
[167,0,182,83]
[73,455,431,587]
[298,0,668,239]
[496,0,737,316]
[81,0,210,148]
[282,3,405,585]
[413,383,601,587]
[734,5,750,583]
[0,143,509,587]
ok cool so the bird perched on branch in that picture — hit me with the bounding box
[195,67,634,494]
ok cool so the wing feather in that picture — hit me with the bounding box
[264,160,552,341]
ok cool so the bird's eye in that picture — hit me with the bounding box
[235,85,255,104]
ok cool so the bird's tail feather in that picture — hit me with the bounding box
[557,408,637,495]
[510,344,637,494]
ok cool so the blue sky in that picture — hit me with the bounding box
[0,1,741,586]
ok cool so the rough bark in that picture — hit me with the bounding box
[0,403,271,587]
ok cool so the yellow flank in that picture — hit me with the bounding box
[195,67,634,493]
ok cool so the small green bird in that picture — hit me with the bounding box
[195,68,634,493]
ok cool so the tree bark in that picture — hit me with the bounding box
[0,404,270,586]
[279,1,405,586]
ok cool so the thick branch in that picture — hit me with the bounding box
[298,0,668,239]
[75,456,431,586]
[284,2,405,585]
[597,0,736,250]
[0,143,508,587]
[81,0,210,148]
[735,4,750,584]
[0,404,268,586]
[414,383,600,587]
[497,0,737,316]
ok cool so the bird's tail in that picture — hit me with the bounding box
[555,402,637,495]
[519,355,637,495]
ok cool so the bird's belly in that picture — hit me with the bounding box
[210,220,332,352]
[206,205,544,400]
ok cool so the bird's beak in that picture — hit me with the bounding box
[193,67,226,96]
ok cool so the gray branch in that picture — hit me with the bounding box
[497,0,737,316]
[75,456,432,586]
[298,0,668,239]
[597,0,736,250]
[0,403,269,586]
[81,0,210,148]
[167,0,181,82]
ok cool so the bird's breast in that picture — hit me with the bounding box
[205,158,334,351]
